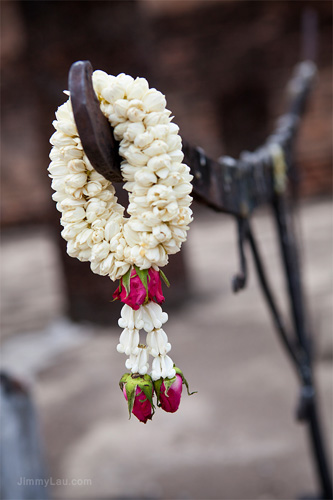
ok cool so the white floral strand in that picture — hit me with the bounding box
[48,71,193,281]
[117,302,175,380]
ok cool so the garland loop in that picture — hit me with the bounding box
[49,71,193,281]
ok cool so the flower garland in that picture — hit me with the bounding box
[49,70,195,422]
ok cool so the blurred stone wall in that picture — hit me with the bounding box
[142,0,332,196]
[1,0,332,227]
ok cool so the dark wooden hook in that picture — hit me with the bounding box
[68,60,123,182]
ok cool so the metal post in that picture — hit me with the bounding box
[272,194,333,500]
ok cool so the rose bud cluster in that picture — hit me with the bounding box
[115,266,195,422]
[113,266,165,310]
[119,366,195,423]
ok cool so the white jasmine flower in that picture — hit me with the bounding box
[146,185,175,206]
[143,139,168,157]
[150,124,170,140]
[125,347,149,375]
[81,153,94,172]
[92,70,111,94]
[55,119,78,137]
[152,223,172,242]
[143,89,166,112]
[162,239,179,254]
[101,83,125,102]
[144,110,171,127]
[55,101,73,121]
[146,329,171,357]
[147,153,171,172]
[48,162,68,178]
[99,253,115,275]
[117,328,140,356]
[113,262,130,280]
[134,131,154,149]
[75,228,94,248]
[52,190,67,203]
[141,302,168,332]
[61,206,86,223]
[65,172,87,189]
[133,169,157,187]
[173,182,193,198]
[145,246,166,264]
[169,149,184,162]
[91,227,104,244]
[91,241,110,262]
[67,159,86,173]
[78,248,92,262]
[50,131,76,148]
[123,122,145,142]
[58,197,85,211]
[104,219,121,242]
[127,77,149,100]
[166,134,182,152]
[118,304,136,330]
[85,198,108,222]
[121,145,149,166]
[139,231,159,250]
[151,354,176,381]
[113,121,130,141]
[114,99,130,119]
[127,100,146,122]
[82,180,104,197]
[117,73,134,90]
[61,221,88,240]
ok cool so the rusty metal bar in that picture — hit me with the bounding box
[69,60,315,217]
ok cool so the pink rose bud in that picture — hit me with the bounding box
[113,268,146,310]
[119,373,155,423]
[113,266,167,310]
[123,385,153,423]
[159,374,183,413]
[147,268,165,304]
[154,366,196,414]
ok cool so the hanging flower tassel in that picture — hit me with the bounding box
[115,266,195,422]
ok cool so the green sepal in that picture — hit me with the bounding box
[175,366,197,396]
[134,265,149,302]
[154,366,197,405]
[153,377,163,405]
[159,269,170,287]
[122,267,132,298]
[111,279,123,302]
[119,373,130,389]
[138,374,155,415]
[119,373,155,419]
[119,373,136,419]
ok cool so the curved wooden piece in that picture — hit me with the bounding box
[68,60,123,182]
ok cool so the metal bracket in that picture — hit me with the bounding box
[232,217,248,293]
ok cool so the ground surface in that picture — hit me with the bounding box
[1,198,332,500]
